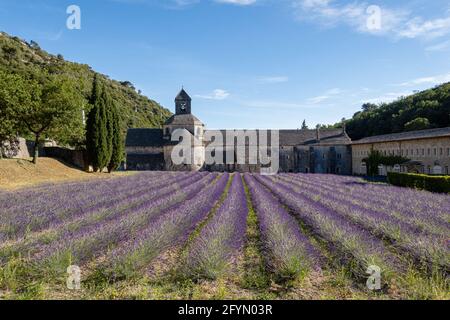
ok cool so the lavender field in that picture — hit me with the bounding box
[0,172,448,300]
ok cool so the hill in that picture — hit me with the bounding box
[0,158,131,190]
[0,31,172,146]
[343,82,450,140]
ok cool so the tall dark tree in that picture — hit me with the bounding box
[86,75,110,172]
[104,89,114,167]
[107,102,124,173]
[301,119,308,130]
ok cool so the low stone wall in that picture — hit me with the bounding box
[1,137,38,159]
[43,147,87,170]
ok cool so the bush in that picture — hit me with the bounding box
[388,172,450,193]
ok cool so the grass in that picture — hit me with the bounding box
[0,157,133,191]
[240,177,271,291]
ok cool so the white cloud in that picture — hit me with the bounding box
[396,72,450,87]
[258,76,289,83]
[425,40,450,52]
[307,87,342,104]
[195,89,230,100]
[292,0,450,40]
[398,16,450,39]
[307,96,328,104]
[361,91,413,104]
[215,0,257,5]
[242,100,309,109]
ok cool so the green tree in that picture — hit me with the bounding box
[107,102,124,173]
[404,117,430,131]
[363,148,409,176]
[86,75,110,172]
[301,119,308,130]
[0,71,80,163]
[0,71,25,158]
[104,90,114,168]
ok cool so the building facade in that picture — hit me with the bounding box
[126,89,450,176]
[125,89,353,174]
[352,128,450,176]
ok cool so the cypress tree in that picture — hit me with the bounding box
[108,102,124,173]
[86,75,109,172]
[103,88,114,169]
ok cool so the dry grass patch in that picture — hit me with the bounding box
[0,158,133,190]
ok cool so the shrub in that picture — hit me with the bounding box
[388,172,450,193]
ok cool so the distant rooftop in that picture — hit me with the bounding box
[352,127,450,145]
[204,129,350,146]
[175,88,191,101]
[125,128,164,147]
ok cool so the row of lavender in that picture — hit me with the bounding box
[254,174,449,281]
[180,174,248,280]
[277,174,449,271]
[0,172,223,269]
[0,171,447,289]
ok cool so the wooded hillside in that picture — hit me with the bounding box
[343,83,450,140]
[0,31,171,147]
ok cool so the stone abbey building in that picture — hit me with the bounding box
[125,89,353,174]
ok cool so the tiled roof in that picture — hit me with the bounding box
[165,114,203,125]
[175,89,191,101]
[352,127,450,145]
[204,129,351,146]
[279,129,350,146]
[125,128,164,147]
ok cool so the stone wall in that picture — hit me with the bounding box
[43,147,87,169]
[352,136,450,175]
[295,145,352,175]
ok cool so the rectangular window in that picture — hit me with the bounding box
[406,150,409,156]
[434,148,437,156]
[422,149,425,156]
[428,149,431,156]
[440,148,443,156]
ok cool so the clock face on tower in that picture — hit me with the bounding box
[180,102,187,111]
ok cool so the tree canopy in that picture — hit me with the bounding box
[344,83,450,140]
[0,32,171,149]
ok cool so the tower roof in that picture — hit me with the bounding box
[175,88,191,101]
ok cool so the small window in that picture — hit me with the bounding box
[428,149,431,156]
[434,148,437,156]
[440,148,443,156]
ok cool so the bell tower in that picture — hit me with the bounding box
[175,88,192,115]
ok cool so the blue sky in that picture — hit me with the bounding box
[1,0,450,129]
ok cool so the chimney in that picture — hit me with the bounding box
[316,127,321,142]
[342,122,347,135]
